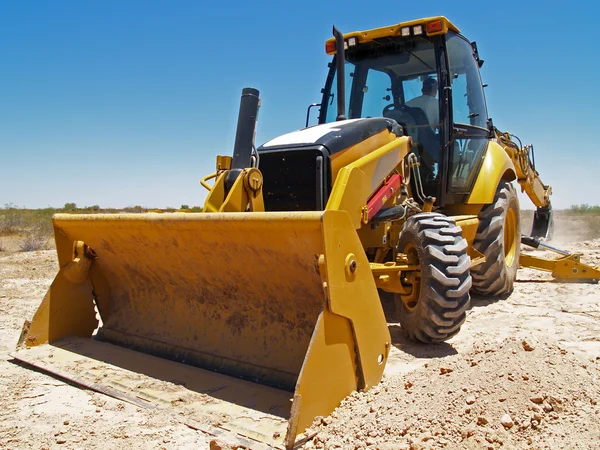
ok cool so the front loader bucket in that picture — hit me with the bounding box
[13,210,390,448]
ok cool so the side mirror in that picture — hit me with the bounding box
[487,117,495,138]
[470,41,484,68]
[305,103,321,128]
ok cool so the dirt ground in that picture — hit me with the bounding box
[1,215,599,449]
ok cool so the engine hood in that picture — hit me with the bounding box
[258,117,403,155]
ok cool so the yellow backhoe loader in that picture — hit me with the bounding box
[12,16,600,449]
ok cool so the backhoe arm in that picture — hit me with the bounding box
[495,129,551,208]
[496,129,553,239]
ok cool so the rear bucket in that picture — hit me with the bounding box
[530,206,553,240]
[15,210,391,448]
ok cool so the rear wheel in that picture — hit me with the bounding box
[471,181,521,296]
[394,213,471,344]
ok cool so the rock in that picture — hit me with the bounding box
[547,396,563,411]
[477,416,489,426]
[461,426,475,439]
[56,439,67,445]
[500,414,514,428]
[209,439,236,450]
[498,397,507,402]
[533,413,543,422]
[522,338,537,351]
[530,395,545,404]
[440,367,453,375]
[466,395,476,405]
[63,420,69,426]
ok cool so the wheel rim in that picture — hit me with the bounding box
[504,206,517,267]
[399,243,421,311]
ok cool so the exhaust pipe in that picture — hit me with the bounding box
[225,87,261,194]
[333,26,346,121]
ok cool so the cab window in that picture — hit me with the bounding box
[446,34,487,129]
[361,69,393,118]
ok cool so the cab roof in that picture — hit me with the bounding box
[324,16,460,55]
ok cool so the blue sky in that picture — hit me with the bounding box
[0,1,597,210]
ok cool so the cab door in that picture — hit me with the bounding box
[441,32,490,205]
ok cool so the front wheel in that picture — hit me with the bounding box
[394,213,472,344]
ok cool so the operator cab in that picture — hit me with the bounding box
[318,17,491,207]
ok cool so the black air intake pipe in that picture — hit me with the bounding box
[225,87,261,195]
[333,26,346,121]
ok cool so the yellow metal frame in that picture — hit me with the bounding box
[17,239,98,348]
[325,16,460,54]
[330,129,398,181]
[202,168,265,213]
[326,135,412,229]
[520,253,600,282]
[466,141,516,205]
[287,211,390,446]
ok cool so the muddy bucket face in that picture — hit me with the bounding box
[52,212,328,390]
[19,209,391,448]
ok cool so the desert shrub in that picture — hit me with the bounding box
[63,202,77,211]
[0,206,25,234]
[568,204,600,214]
[180,204,190,210]
[19,227,50,252]
[123,205,146,213]
[25,208,56,235]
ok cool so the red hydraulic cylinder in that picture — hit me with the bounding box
[364,173,402,223]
